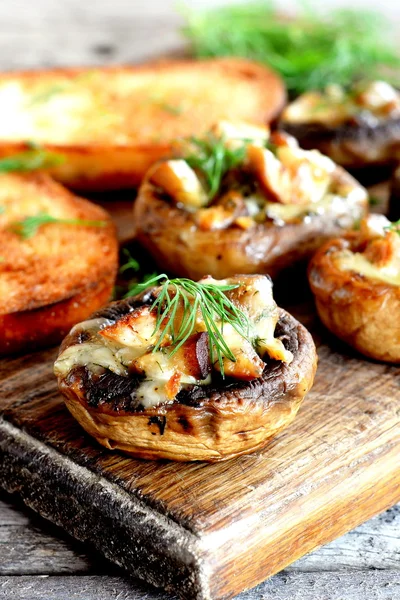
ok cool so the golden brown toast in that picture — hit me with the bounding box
[0,173,118,354]
[0,59,286,190]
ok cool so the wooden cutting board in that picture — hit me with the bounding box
[0,200,399,600]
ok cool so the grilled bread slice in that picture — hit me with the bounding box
[0,59,286,190]
[0,173,118,355]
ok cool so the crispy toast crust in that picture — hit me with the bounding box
[0,59,286,190]
[0,278,113,356]
[0,173,118,355]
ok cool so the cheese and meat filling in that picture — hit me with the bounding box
[282,81,400,128]
[335,215,400,287]
[147,122,367,230]
[54,275,292,409]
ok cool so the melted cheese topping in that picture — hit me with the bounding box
[161,126,367,228]
[54,342,128,377]
[282,81,400,127]
[337,251,400,286]
[265,187,367,224]
[54,275,291,409]
[335,215,400,286]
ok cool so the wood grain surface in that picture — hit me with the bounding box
[1,572,400,600]
[0,200,400,600]
[0,2,399,598]
[1,488,398,577]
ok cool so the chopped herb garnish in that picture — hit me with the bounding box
[368,196,380,207]
[183,3,400,96]
[184,133,247,200]
[119,248,141,275]
[119,249,158,298]
[28,84,68,107]
[10,213,108,239]
[0,148,64,173]
[158,102,184,116]
[128,274,251,377]
[385,219,400,235]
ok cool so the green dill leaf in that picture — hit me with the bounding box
[368,195,380,207]
[10,213,108,239]
[123,271,162,298]
[385,219,400,235]
[119,248,141,274]
[182,2,400,96]
[125,275,251,378]
[184,133,247,200]
[27,84,68,107]
[0,148,65,173]
[158,102,184,115]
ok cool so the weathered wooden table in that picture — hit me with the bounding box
[1,490,399,599]
[0,2,399,598]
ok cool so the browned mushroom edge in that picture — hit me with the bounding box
[280,117,400,175]
[308,232,400,363]
[56,291,318,462]
[132,165,368,282]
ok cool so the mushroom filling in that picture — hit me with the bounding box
[334,215,400,286]
[148,122,367,229]
[282,81,400,128]
[54,275,292,409]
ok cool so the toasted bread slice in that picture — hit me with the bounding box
[0,59,286,190]
[0,173,118,355]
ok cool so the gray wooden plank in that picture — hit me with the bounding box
[1,492,399,576]
[0,492,116,575]
[0,526,93,575]
[1,572,400,600]
[0,1,186,69]
[0,1,398,598]
[292,504,400,571]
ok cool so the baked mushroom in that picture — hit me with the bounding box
[308,214,400,363]
[133,122,368,280]
[280,81,400,176]
[54,274,317,461]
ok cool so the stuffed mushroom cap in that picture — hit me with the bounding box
[133,122,368,280]
[309,214,400,363]
[54,274,317,461]
[280,81,400,172]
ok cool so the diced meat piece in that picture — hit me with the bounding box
[247,141,334,205]
[165,372,182,400]
[195,191,247,231]
[176,332,211,380]
[149,159,208,208]
[214,338,265,380]
[99,306,164,351]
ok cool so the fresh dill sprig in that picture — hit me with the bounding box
[119,248,141,274]
[184,133,247,200]
[385,219,400,235]
[182,3,400,96]
[0,147,65,173]
[158,102,184,116]
[27,84,68,107]
[119,249,159,298]
[10,213,108,239]
[127,275,252,377]
[368,195,381,207]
